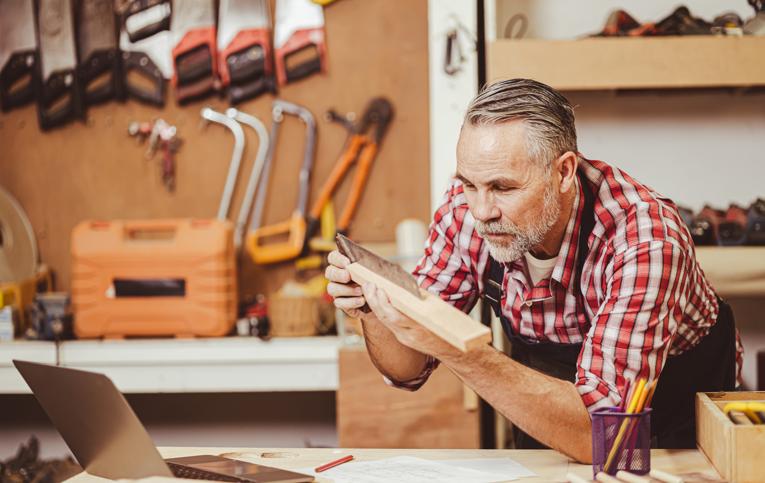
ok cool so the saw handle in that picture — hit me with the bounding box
[275,28,326,86]
[122,51,165,106]
[246,211,306,264]
[37,69,83,130]
[229,77,274,105]
[0,51,38,111]
[79,49,122,105]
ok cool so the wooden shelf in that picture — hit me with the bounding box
[696,247,765,297]
[0,336,343,395]
[488,36,765,90]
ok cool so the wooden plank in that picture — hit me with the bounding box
[345,262,492,352]
[336,345,480,449]
[488,37,765,90]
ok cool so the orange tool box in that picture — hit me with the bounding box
[71,219,237,338]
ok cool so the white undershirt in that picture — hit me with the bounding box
[524,251,558,286]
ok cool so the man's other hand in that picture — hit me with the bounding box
[325,250,368,319]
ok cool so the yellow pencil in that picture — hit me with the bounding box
[603,379,647,472]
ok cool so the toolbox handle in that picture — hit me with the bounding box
[123,221,180,241]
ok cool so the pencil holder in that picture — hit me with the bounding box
[592,407,651,477]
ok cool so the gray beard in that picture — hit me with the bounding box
[475,182,561,263]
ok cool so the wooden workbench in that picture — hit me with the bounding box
[65,447,722,482]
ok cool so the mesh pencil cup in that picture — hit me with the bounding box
[592,407,651,477]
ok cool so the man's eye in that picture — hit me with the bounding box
[463,183,476,190]
[493,186,515,192]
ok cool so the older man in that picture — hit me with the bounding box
[325,79,739,462]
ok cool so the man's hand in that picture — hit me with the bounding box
[325,250,368,319]
[361,282,462,362]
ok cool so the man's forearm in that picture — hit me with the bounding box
[361,315,429,383]
[442,344,593,463]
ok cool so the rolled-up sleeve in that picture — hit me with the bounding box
[576,240,690,411]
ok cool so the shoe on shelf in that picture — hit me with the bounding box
[746,198,765,245]
[690,205,725,246]
[712,12,744,36]
[718,204,748,246]
[593,9,642,37]
[677,205,695,230]
[654,6,713,36]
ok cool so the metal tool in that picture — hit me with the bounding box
[119,0,172,106]
[246,100,316,264]
[308,97,393,242]
[273,0,327,86]
[35,0,84,130]
[226,108,270,249]
[336,234,423,299]
[218,0,274,104]
[0,0,38,111]
[0,186,38,283]
[170,0,217,104]
[76,0,122,106]
[200,107,245,221]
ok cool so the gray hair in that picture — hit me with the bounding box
[464,79,578,172]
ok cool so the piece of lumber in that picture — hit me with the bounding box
[345,262,491,352]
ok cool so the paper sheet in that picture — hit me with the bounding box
[299,455,527,483]
[440,458,536,479]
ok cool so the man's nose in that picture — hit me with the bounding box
[471,191,501,222]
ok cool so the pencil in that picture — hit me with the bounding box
[649,468,684,483]
[315,455,354,472]
[603,379,647,472]
[616,470,650,483]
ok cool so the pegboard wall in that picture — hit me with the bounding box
[0,0,431,299]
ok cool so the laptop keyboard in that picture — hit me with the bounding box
[167,462,247,482]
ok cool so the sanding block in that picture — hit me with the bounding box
[336,234,491,352]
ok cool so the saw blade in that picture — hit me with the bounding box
[336,234,423,299]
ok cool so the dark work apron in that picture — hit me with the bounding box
[481,172,737,449]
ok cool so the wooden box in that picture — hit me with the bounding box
[337,345,480,448]
[696,391,765,483]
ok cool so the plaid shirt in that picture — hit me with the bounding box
[395,158,742,412]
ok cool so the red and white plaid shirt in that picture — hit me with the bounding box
[398,157,742,412]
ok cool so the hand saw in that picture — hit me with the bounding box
[76,0,122,106]
[0,0,38,112]
[273,0,327,86]
[218,0,275,104]
[335,234,492,352]
[170,0,217,104]
[246,100,316,265]
[35,0,84,130]
[119,0,172,106]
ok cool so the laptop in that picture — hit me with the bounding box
[13,360,314,482]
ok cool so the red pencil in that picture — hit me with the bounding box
[315,455,354,473]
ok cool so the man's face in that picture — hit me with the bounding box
[456,121,561,263]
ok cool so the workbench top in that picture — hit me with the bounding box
[65,447,722,482]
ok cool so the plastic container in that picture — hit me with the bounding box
[592,407,651,477]
[71,219,237,338]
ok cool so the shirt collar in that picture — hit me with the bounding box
[550,176,585,290]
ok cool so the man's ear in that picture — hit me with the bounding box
[555,151,578,194]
